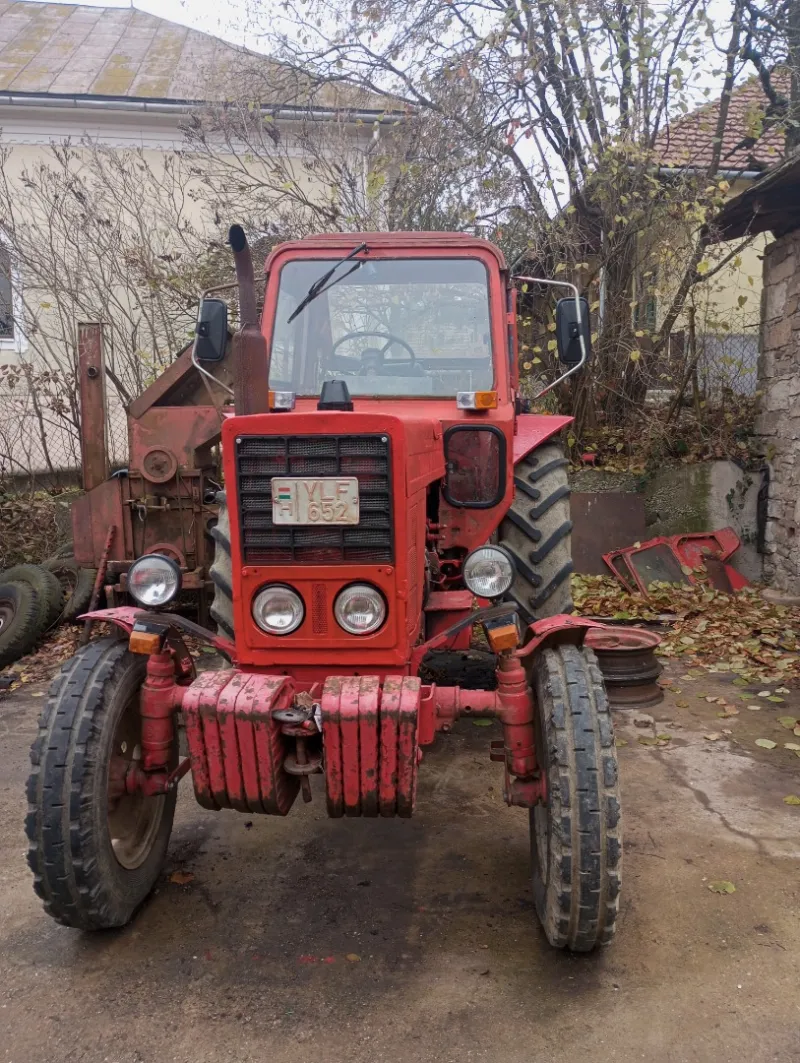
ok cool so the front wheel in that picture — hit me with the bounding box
[530,643,622,951]
[25,639,177,929]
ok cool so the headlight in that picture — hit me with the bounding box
[127,554,182,607]
[463,545,515,598]
[334,583,386,635]
[252,584,305,635]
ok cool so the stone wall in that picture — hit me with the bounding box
[757,231,800,593]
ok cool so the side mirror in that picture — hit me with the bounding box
[194,298,228,362]
[555,296,591,367]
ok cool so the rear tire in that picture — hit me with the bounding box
[25,638,177,929]
[0,581,46,668]
[209,500,234,639]
[499,442,573,623]
[529,643,621,951]
[0,563,63,630]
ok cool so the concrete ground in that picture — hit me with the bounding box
[1,662,799,1063]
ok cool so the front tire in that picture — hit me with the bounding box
[530,643,622,951]
[25,638,176,929]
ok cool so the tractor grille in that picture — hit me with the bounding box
[235,434,393,564]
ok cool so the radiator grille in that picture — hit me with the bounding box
[235,434,393,565]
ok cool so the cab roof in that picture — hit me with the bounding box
[265,231,507,270]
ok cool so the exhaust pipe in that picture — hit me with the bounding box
[228,224,270,415]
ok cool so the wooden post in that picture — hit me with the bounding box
[77,322,108,491]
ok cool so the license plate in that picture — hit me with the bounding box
[272,477,359,525]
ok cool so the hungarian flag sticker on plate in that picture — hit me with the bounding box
[272,477,360,525]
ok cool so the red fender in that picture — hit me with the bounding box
[513,413,573,465]
[516,614,607,660]
[80,606,235,663]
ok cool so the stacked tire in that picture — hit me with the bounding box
[0,555,97,669]
[0,565,63,668]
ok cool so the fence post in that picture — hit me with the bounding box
[77,323,108,491]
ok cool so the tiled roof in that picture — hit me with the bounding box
[0,0,381,109]
[654,73,788,172]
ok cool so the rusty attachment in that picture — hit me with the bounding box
[585,627,664,709]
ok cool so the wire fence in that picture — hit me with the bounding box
[696,328,760,399]
[0,376,128,487]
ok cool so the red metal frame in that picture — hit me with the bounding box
[603,528,748,596]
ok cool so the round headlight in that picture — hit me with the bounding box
[252,584,304,635]
[334,583,386,635]
[463,545,515,599]
[127,554,182,608]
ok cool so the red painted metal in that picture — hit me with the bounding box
[424,589,474,646]
[182,671,300,814]
[517,614,608,659]
[80,524,115,645]
[603,528,747,596]
[513,413,574,464]
[320,675,421,818]
[140,651,181,772]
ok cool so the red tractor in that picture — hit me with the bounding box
[25,228,621,952]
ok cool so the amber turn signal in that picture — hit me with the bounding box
[129,630,163,655]
[485,622,520,652]
[456,390,498,410]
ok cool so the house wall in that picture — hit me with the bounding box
[0,101,374,477]
[756,229,800,594]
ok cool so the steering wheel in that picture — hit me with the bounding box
[330,331,417,373]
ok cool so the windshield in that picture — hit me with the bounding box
[269,258,494,397]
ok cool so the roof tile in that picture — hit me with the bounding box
[654,73,788,171]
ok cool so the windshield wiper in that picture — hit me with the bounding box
[287,242,368,324]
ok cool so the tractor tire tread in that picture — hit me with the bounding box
[499,442,574,622]
[209,504,235,639]
[0,580,47,668]
[41,559,97,622]
[25,638,174,929]
[530,644,621,951]
[0,564,63,630]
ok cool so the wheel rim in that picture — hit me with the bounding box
[107,693,165,870]
[0,595,15,634]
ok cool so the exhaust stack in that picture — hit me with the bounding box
[228,224,270,415]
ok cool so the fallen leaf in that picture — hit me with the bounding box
[795,725,800,737]
[777,716,798,729]
[775,686,791,694]
[705,696,718,703]
[169,871,194,885]
[758,691,773,698]
[747,704,761,711]
[676,700,689,708]
[708,880,736,894]
[732,678,748,687]
[346,953,361,962]
[638,736,661,746]
[30,691,45,698]
[755,739,777,749]
[782,795,800,806]
[767,695,786,703]
[704,732,722,741]
[656,733,672,742]
[472,719,492,727]
[615,738,628,747]
[783,742,800,751]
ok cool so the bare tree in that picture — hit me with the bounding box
[254,0,776,436]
